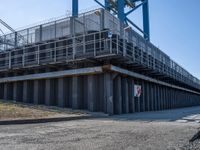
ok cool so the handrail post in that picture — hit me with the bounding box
[116,35,119,54]
[94,34,96,56]
[54,42,57,62]
[123,30,126,57]
[109,37,112,54]
[83,35,86,54]
[22,47,25,67]
[37,45,40,65]
[73,36,76,60]
[8,51,11,69]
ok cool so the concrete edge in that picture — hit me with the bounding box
[0,115,95,125]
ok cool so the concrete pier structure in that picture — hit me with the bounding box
[0,9,199,115]
[0,65,199,115]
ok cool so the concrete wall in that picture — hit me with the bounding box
[0,71,200,115]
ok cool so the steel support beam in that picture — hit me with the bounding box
[105,0,110,10]
[142,0,150,41]
[118,0,125,22]
[72,0,78,17]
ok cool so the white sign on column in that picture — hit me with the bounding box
[134,85,142,98]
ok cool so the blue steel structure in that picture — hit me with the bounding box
[72,0,150,41]
[72,0,78,17]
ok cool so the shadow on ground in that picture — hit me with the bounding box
[109,106,200,123]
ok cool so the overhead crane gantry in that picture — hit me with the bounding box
[72,0,150,41]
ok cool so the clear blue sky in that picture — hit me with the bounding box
[0,0,199,79]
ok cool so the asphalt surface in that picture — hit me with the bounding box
[0,106,200,150]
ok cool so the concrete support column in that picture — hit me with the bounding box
[13,82,17,102]
[23,81,28,103]
[173,89,176,108]
[163,86,167,109]
[146,82,150,111]
[114,76,122,114]
[170,88,172,109]
[45,79,51,106]
[160,86,163,110]
[150,83,153,111]
[165,87,168,109]
[87,75,96,112]
[134,80,140,112]
[45,79,55,106]
[167,88,170,109]
[152,84,156,111]
[98,75,104,112]
[157,85,161,110]
[141,81,145,112]
[0,83,4,99]
[164,87,167,109]
[57,78,66,107]
[122,77,129,113]
[104,73,113,115]
[128,79,135,113]
[154,84,158,111]
[4,83,8,100]
[33,80,39,104]
[72,76,81,109]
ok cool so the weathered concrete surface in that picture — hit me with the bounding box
[0,106,200,150]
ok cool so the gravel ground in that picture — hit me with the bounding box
[0,107,200,150]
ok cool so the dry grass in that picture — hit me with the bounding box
[0,102,61,120]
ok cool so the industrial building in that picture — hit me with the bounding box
[0,0,199,115]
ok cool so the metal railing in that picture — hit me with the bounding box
[0,29,199,90]
[0,8,199,90]
[0,8,120,51]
